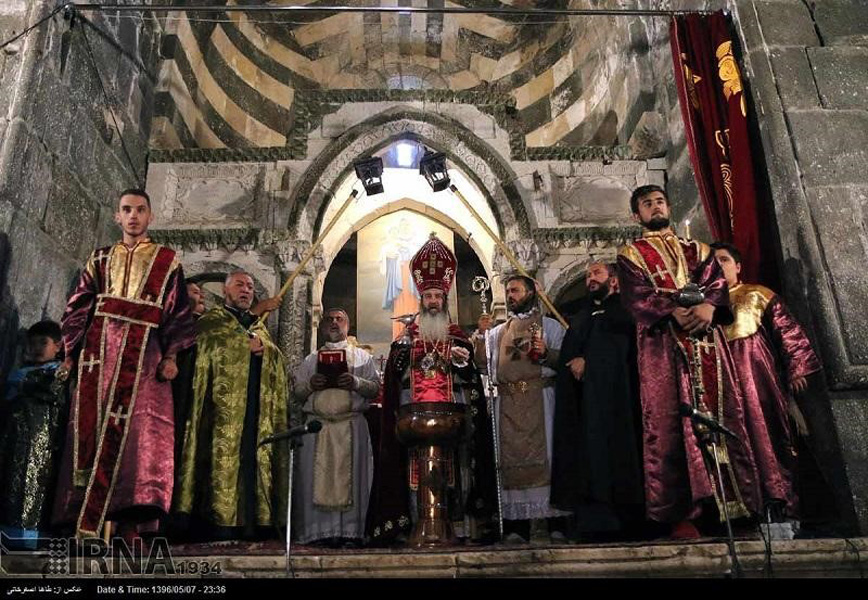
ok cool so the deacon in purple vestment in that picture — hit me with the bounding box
[617,185,762,537]
[53,189,195,540]
[712,242,821,517]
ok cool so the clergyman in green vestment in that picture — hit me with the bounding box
[174,270,289,540]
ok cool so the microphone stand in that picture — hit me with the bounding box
[684,351,744,578]
[259,431,315,577]
[285,437,300,577]
[677,283,743,578]
[699,425,743,579]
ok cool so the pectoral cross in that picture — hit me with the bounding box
[696,339,716,355]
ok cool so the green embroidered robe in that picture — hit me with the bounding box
[174,307,289,528]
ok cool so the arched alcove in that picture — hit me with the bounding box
[316,206,490,354]
[287,107,534,243]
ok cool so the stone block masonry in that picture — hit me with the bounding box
[0,1,162,384]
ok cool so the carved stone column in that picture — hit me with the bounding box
[274,238,324,371]
[491,239,547,277]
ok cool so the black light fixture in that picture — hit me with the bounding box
[354,156,384,195]
[419,149,450,192]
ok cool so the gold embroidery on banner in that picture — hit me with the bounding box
[715,129,731,158]
[713,128,735,227]
[681,53,703,110]
[716,41,747,117]
[720,163,735,229]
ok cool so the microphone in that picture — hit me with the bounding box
[678,404,738,441]
[259,420,323,446]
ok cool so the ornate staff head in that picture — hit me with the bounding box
[471,275,491,315]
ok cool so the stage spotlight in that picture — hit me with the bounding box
[354,156,384,196]
[419,149,450,192]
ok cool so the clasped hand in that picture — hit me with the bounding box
[310,372,355,391]
[673,302,715,335]
[531,336,547,357]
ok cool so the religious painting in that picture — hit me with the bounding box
[356,210,456,359]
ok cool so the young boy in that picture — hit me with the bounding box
[0,320,67,548]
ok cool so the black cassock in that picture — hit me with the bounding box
[551,293,645,534]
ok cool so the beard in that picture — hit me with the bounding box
[589,281,610,301]
[508,295,536,315]
[322,328,345,343]
[418,310,449,342]
[643,216,670,231]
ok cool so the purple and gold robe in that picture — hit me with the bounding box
[53,240,195,536]
[724,283,821,515]
[617,231,762,524]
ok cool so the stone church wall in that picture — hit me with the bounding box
[1,0,867,535]
[0,0,162,383]
[732,0,868,533]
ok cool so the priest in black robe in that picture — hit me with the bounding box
[551,262,645,540]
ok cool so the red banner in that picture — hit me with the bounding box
[671,12,774,285]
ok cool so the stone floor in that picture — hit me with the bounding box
[2,537,866,578]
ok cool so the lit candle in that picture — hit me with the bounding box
[684,219,692,240]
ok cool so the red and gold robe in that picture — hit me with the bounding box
[724,283,821,516]
[53,240,195,537]
[367,323,480,543]
[617,231,762,523]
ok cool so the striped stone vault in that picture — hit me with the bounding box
[150,0,662,154]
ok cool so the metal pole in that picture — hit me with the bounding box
[285,444,295,577]
[710,436,744,578]
[449,184,568,328]
[256,188,360,325]
[485,373,504,541]
[72,3,719,17]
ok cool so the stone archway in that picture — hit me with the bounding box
[310,199,502,347]
[287,107,534,244]
[321,198,493,278]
